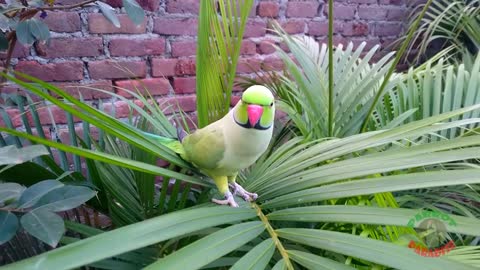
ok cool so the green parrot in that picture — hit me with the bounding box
[144,85,275,207]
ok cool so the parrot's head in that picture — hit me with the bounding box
[233,85,275,130]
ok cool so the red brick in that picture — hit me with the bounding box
[15,61,83,82]
[358,5,388,20]
[375,22,403,36]
[318,35,349,47]
[51,81,114,100]
[102,100,131,118]
[324,4,355,19]
[25,105,76,125]
[259,39,276,54]
[41,11,81,33]
[386,7,407,21]
[0,44,29,59]
[166,0,199,14]
[115,78,171,97]
[158,95,197,114]
[343,22,369,36]
[241,40,256,55]
[287,1,319,18]
[281,20,305,34]
[175,58,196,76]
[258,2,279,17]
[346,0,376,3]
[38,38,103,58]
[88,60,146,80]
[152,58,178,77]
[105,0,160,11]
[88,14,147,34]
[153,18,198,36]
[109,38,165,57]
[236,57,262,74]
[173,77,196,94]
[379,0,405,5]
[308,21,343,36]
[231,95,241,106]
[262,56,284,71]
[244,20,267,38]
[171,40,197,57]
[0,108,22,128]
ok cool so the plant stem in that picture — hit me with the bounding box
[253,203,293,270]
[0,33,17,84]
[359,0,434,133]
[328,0,334,137]
[40,0,97,11]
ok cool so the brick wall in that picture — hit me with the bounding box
[1,0,410,130]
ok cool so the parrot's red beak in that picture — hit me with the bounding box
[247,104,263,127]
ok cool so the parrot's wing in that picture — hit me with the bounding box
[183,126,225,170]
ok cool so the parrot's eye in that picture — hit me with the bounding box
[270,102,274,107]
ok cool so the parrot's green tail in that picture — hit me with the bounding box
[141,131,186,157]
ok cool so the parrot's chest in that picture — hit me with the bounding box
[216,116,272,174]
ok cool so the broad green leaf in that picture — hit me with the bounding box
[33,185,96,212]
[0,13,10,32]
[145,221,265,270]
[287,250,355,270]
[17,180,64,209]
[27,18,50,41]
[97,1,120,28]
[20,208,64,247]
[277,228,476,270]
[0,31,8,51]
[0,161,58,186]
[0,145,49,166]
[230,238,275,270]
[268,206,480,236]
[16,20,34,45]
[123,0,145,25]
[2,206,256,270]
[0,211,18,245]
[271,259,287,270]
[0,183,24,205]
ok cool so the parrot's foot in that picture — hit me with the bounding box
[211,191,239,207]
[230,183,258,202]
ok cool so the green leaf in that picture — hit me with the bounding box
[122,0,145,25]
[27,18,50,41]
[20,208,64,247]
[277,228,477,270]
[287,250,355,270]
[2,206,256,270]
[33,185,96,212]
[0,13,10,32]
[17,180,64,209]
[230,238,275,270]
[268,206,480,236]
[0,161,59,186]
[97,1,120,28]
[0,211,19,245]
[271,259,287,270]
[0,31,8,51]
[145,221,265,270]
[15,20,35,45]
[0,183,24,205]
[0,145,49,166]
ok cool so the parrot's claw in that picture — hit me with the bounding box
[212,191,239,207]
[230,183,258,202]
